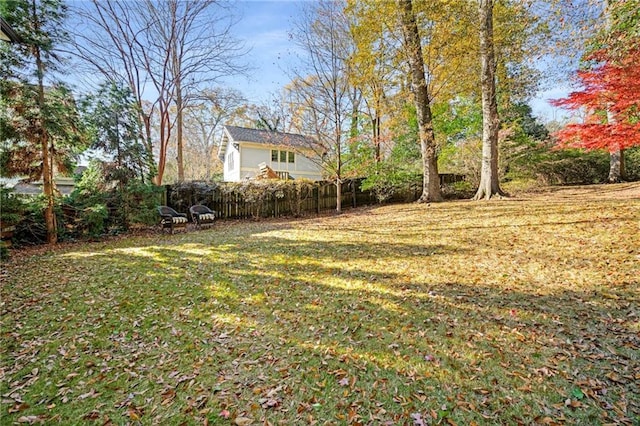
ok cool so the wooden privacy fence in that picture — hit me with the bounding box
[163,178,421,220]
[163,174,464,220]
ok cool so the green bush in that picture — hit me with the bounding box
[441,180,475,200]
[123,181,164,226]
[0,185,26,227]
[66,161,163,236]
[12,196,50,245]
[79,203,109,238]
[530,148,610,185]
[0,241,8,260]
[360,164,421,203]
[624,147,640,181]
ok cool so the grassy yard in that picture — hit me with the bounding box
[1,183,639,425]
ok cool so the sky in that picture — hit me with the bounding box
[222,0,305,103]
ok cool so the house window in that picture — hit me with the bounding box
[228,152,234,171]
[272,149,295,164]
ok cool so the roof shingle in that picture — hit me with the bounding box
[224,125,316,148]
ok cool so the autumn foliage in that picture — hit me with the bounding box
[551,49,640,152]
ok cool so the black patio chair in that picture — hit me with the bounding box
[157,206,188,234]
[189,205,216,229]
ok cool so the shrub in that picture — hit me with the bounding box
[168,181,220,214]
[624,147,640,181]
[66,161,164,236]
[0,241,8,260]
[12,195,50,245]
[123,181,164,226]
[441,180,475,199]
[79,203,109,238]
[531,148,610,185]
[360,165,421,203]
[0,185,26,227]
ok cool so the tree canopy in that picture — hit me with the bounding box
[551,49,640,152]
[552,1,640,154]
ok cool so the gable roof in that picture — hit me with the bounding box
[219,125,317,160]
[225,125,316,148]
[0,17,21,43]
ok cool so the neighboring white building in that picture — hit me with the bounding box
[218,125,323,182]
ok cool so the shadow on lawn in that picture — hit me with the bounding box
[99,234,639,376]
[4,229,639,424]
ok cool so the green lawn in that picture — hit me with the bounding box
[2,184,639,425]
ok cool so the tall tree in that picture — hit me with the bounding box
[81,81,155,183]
[550,49,640,151]
[347,1,401,166]
[551,0,640,182]
[68,0,247,185]
[144,0,247,182]
[179,87,245,181]
[288,0,355,213]
[69,1,154,178]
[473,0,505,200]
[0,0,85,244]
[600,0,638,182]
[396,0,442,203]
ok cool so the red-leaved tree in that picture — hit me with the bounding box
[550,49,640,153]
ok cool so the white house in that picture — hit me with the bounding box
[218,125,323,182]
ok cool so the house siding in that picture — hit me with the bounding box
[231,143,322,181]
[220,126,323,182]
[223,146,241,182]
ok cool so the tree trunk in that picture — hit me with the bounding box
[32,0,57,244]
[606,109,625,183]
[473,0,505,201]
[608,149,625,182]
[336,123,343,213]
[174,44,185,182]
[176,89,185,182]
[336,177,342,213]
[373,113,381,164]
[153,103,171,185]
[397,0,442,203]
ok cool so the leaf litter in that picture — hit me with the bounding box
[1,183,639,424]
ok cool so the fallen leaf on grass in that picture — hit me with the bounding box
[78,388,99,400]
[8,402,30,413]
[410,412,426,426]
[82,411,100,420]
[234,416,253,425]
[161,388,176,405]
[258,398,279,409]
[17,416,45,424]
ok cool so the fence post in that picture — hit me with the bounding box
[164,185,171,207]
[351,179,357,208]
